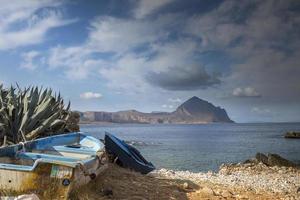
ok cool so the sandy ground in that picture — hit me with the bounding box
[69,163,299,200]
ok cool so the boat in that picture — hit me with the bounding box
[0,132,107,199]
[104,132,155,174]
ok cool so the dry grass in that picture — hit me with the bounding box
[69,164,283,200]
[70,164,194,200]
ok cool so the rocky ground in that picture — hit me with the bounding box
[7,153,298,199]
[71,155,300,200]
[155,162,300,200]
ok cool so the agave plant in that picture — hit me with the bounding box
[0,84,71,145]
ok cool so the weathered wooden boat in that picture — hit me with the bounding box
[0,132,107,199]
[104,132,155,174]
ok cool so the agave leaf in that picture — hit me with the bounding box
[0,84,72,144]
[26,112,60,140]
[66,101,71,111]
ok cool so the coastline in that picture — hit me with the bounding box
[72,160,300,200]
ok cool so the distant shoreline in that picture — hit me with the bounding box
[79,121,300,125]
[79,121,218,125]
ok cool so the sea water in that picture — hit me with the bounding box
[81,123,300,172]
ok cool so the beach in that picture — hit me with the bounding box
[71,123,300,199]
[72,161,300,200]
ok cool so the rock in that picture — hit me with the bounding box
[201,186,215,195]
[182,182,189,189]
[103,188,113,196]
[243,158,256,164]
[15,194,40,200]
[267,154,296,167]
[254,153,297,167]
[297,187,300,193]
[255,153,268,165]
[236,194,248,199]
[284,131,300,139]
[214,189,222,195]
[222,190,232,198]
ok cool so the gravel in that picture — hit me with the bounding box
[152,162,300,199]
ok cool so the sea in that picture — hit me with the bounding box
[81,123,300,172]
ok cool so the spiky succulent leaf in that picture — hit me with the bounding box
[0,85,71,145]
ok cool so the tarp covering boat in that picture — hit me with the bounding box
[104,132,155,174]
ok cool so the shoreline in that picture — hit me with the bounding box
[3,154,299,199]
[72,160,300,200]
[79,121,300,125]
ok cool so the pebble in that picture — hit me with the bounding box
[221,190,232,198]
[201,186,215,195]
[103,188,113,196]
[154,162,300,198]
[182,182,189,189]
[235,194,248,199]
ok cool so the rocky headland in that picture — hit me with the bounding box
[79,96,233,124]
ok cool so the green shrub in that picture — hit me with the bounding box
[0,84,70,145]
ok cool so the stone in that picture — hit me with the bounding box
[222,190,232,198]
[214,189,222,195]
[103,188,113,196]
[236,194,248,199]
[201,186,215,195]
[267,154,296,167]
[16,194,40,200]
[182,182,189,189]
[255,153,268,165]
[284,131,300,139]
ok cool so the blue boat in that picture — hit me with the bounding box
[104,132,155,174]
[0,132,106,199]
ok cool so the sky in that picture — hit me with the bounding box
[0,0,300,123]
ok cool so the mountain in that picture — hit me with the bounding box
[80,96,233,124]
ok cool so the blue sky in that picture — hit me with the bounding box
[0,0,300,122]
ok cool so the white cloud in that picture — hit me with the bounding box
[44,0,300,105]
[21,50,40,70]
[161,104,174,109]
[86,16,169,54]
[134,0,174,19]
[232,87,261,98]
[48,45,104,79]
[251,107,272,115]
[46,14,219,93]
[80,92,103,99]
[168,98,182,103]
[0,1,76,50]
[184,0,300,101]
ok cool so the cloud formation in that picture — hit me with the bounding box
[184,0,300,101]
[0,0,75,50]
[146,65,221,90]
[232,87,261,98]
[80,92,103,99]
[11,0,299,122]
[251,107,273,117]
[134,0,174,18]
[43,0,300,98]
[161,104,174,109]
[168,98,182,103]
[21,50,40,70]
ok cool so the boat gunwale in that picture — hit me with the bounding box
[0,132,104,171]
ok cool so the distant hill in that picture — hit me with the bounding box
[80,96,233,124]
